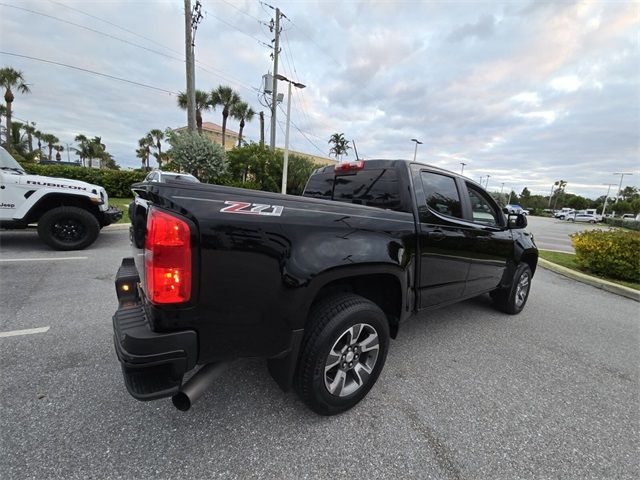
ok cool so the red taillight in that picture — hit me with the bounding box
[145,208,191,304]
[334,160,364,174]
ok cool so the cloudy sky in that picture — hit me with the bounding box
[1,0,638,198]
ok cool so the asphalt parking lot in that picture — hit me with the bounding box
[1,227,638,480]
[525,216,604,253]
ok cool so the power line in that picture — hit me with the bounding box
[287,18,341,67]
[219,0,263,23]
[0,3,184,63]
[278,104,324,156]
[0,51,179,95]
[48,0,183,57]
[1,2,259,97]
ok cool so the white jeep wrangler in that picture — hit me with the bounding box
[0,146,122,250]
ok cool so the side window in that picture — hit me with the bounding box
[466,184,500,226]
[146,172,157,182]
[303,172,333,200]
[420,171,463,219]
[333,169,402,211]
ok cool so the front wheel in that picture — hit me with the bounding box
[37,206,100,250]
[491,262,532,315]
[295,293,390,415]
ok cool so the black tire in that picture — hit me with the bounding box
[132,214,146,248]
[37,206,100,251]
[295,293,390,416]
[492,262,532,315]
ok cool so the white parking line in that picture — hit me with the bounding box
[0,256,88,263]
[0,326,50,338]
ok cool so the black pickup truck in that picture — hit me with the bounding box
[113,159,537,415]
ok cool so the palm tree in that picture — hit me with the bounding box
[232,101,255,147]
[210,85,241,149]
[54,145,64,161]
[148,129,165,168]
[137,135,153,170]
[89,136,107,169]
[22,122,36,154]
[42,133,59,161]
[0,104,6,144]
[177,90,211,134]
[0,67,30,150]
[328,133,351,162]
[34,130,44,160]
[74,134,91,166]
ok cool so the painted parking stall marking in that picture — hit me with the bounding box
[0,256,88,263]
[0,326,50,338]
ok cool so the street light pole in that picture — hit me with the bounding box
[500,182,505,195]
[485,174,491,190]
[613,172,633,203]
[275,74,305,194]
[460,162,466,175]
[411,138,422,161]
[601,183,615,217]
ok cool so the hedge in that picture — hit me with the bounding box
[604,217,640,231]
[22,164,146,198]
[570,229,640,282]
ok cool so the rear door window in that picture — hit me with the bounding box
[304,169,402,211]
[420,171,463,219]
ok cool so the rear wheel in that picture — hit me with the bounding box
[37,206,100,250]
[492,262,532,315]
[296,293,390,415]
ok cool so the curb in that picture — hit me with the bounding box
[538,258,640,302]
[104,223,130,231]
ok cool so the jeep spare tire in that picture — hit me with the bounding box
[37,206,100,250]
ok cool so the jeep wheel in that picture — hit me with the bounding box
[492,262,532,315]
[295,293,390,416]
[37,206,100,251]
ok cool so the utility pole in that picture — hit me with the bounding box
[460,162,466,175]
[184,0,202,133]
[485,174,491,189]
[269,8,281,151]
[613,172,633,203]
[601,183,615,217]
[65,142,71,162]
[500,182,505,195]
[259,111,265,147]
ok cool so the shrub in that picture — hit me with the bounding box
[604,217,640,231]
[570,229,640,282]
[21,164,146,197]
[167,131,227,183]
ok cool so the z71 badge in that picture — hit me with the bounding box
[220,201,283,217]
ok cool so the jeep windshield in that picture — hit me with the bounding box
[0,147,26,174]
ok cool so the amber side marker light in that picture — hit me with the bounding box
[145,208,192,304]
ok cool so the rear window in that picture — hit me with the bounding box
[304,168,402,211]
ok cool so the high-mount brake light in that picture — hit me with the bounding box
[145,208,192,304]
[334,161,365,174]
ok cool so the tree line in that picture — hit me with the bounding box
[1,66,116,168]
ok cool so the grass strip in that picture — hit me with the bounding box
[539,249,640,291]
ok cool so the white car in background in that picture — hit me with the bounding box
[567,213,598,223]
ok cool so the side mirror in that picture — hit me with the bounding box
[507,213,527,229]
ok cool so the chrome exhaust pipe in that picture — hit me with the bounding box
[172,362,229,411]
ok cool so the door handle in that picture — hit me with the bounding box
[428,230,446,241]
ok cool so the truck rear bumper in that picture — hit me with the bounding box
[112,258,197,401]
[101,206,123,226]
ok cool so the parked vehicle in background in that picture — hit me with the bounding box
[142,170,200,184]
[0,146,122,250]
[568,213,598,223]
[554,208,575,220]
[128,170,200,247]
[505,204,529,215]
[112,159,538,416]
[621,214,640,222]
